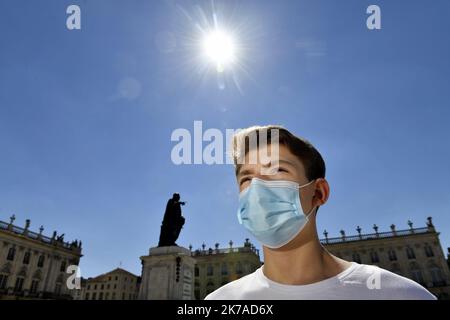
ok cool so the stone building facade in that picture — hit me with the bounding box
[191,217,449,300]
[82,268,140,300]
[0,215,83,300]
[191,239,261,300]
[321,217,450,299]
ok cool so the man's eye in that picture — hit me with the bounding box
[276,167,288,173]
[240,177,251,185]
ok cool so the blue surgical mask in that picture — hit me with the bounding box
[237,178,316,249]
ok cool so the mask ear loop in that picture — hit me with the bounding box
[297,179,318,219]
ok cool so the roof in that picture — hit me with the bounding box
[87,267,139,282]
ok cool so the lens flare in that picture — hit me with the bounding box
[203,29,236,73]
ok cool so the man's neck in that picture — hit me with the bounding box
[262,237,351,285]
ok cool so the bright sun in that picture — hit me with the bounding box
[203,29,236,73]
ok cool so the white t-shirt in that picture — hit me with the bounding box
[205,262,436,300]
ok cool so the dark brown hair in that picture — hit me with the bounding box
[232,125,326,181]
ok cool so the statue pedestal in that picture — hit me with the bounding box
[138,246,196,300]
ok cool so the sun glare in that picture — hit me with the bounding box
[203,29,236,73]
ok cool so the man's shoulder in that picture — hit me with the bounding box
[204,269,259,300]
[351,263,436,300]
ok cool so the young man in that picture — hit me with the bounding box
[205,125,435,300]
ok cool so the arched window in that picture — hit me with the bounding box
[30,279,40,294]
[23,252,30,265]
[207,264,214,276]
[388,249,397,261]
[424,245,434,258]
[430,267,445,286]
[37,255,45,268]
[14,277,24,293]
[370,251,380,263]
[406,247,416,259]
[0,274,8,290]
[7,247,15,261]
[410,262,425,285]
[60,260,67,272]
[221,263,228,275]
[194,266,199,277]
[236,262,243,274]
[352,253,361,264]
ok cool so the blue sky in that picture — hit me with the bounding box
[1,0,449,277]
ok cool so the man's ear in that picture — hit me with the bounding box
[314,178,330,207]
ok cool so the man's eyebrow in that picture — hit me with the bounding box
[237,159,295,176]
[237,168,254,178]
[277,159,295,166]
[264,159,296,167]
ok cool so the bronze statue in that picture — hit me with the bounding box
[158,193,186,247]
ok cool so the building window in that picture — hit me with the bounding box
[87,285,91,290]
[101,284,104,290]
[55,283,62,295]
[406,247,416,259]
[105,292,110,299]
[7,247,16,261]
[85,292,90,300]
[107,284,110,289]
[14,277,24,293]
[112,292,116,300]
[430,267,445,287]
[115,276,118,281]
[129,293,132,300]
[60,260,67,272]
[388,249,397,261]
[109,276,111,281]
[30,280,39,294]
[424,245,434,258]
[195,266,199,277]
[236,262,243,274]
[411,270,425,285]
[99,292,103,300]
[122,292,125,300]
[92,292,97,300]
[0,274,8,290]
[207,264,214,276]
[370,251,380,263]
[221,263,228,275]
[352,253,361,264]
[94,284,97,290]
[114,284,117,289]
[23,252,31,265]
[37,255,45,268]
